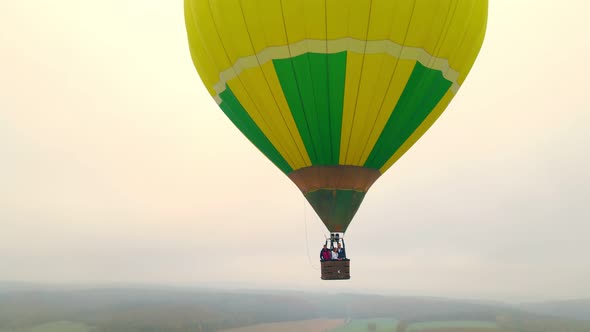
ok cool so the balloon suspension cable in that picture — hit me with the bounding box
[302,196,320,271]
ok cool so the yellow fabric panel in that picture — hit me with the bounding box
[259,61,312,168]
[402,0,487,85]
[428,1,471,80]
[398,1,487,85]
[280,0,328,55]
[379,90,455,173]
[207,0,257,66]
[343,54,398,165]
[303,0,327,41]
[184,4,217,95]
[449,1,488,85]
[339,52,364,165]
[358,59,416,165]
[227,68,302,170]
[280,1,306,43]
[404,0,454,59]
[240,0,288,52]
[186,0,232,89]
[366,0,403,40]
[326,0,350,41]
[281,1,325,57]
[337,0,372,166]
[385,0,417,45]
[347,0,372,40]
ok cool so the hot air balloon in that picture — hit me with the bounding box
[184,0,487,280]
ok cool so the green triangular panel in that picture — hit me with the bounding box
[273,51,347,165]
[305,189,367,233]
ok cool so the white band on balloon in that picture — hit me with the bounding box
[211,38,462,104]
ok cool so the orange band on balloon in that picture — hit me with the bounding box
[288,166,381,194]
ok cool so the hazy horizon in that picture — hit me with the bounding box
[1,1,589,303]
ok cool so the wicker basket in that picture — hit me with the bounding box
[320,260,350,280]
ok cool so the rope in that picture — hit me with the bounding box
[303,196,320,271]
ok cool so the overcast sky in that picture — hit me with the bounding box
[1,0,589,302]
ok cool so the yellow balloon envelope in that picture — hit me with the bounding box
[185,0,488,232]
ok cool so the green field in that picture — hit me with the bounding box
[328,319,499,332]
[406,320,498,331]
[330,318,398,331]
[0,321,93,332]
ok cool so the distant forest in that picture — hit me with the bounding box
[0,284,588,332]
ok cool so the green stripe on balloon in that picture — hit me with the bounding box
[364,62,452,169]
[305,189,367,233]
[273,52,347,166]
[219,86,293,174]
